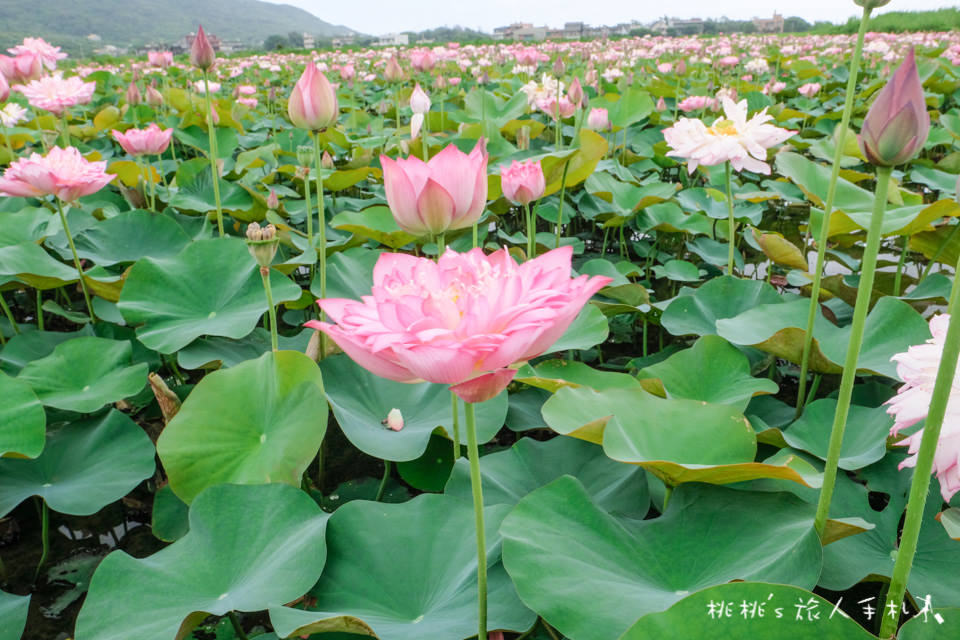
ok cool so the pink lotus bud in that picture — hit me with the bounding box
[385,408,403,431]
[0,73,8,103]
[190,25,216,72]
[434,74,446,90]
[409,83,431,114]
[380,139,488,236]
[656,97,667,112]
[266,189,279,210]
[126,82,141,106]
[478,71,490,85]
[287,62,338,131]
[552,57,565,76]
[501,159,545,206]
[145,84,163,107]
[858,48,930,167]
[321,150,334,170]
[676,60,687,75]
[567,77,583,107]
[384,56,404,82]
[586,107,610,131]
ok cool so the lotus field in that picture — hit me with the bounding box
[5,5,960,639]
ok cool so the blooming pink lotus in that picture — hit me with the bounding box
[380,140,488,236]
[677,95,716,113]
[0,53,43,84]
[798,82,821,98]
[15,73,95,115]
[0,146,115,202]
[112,123,173,156]
[500,160,545,206]
[663,97,796,175]
[887,314,960,500]
[147,51,174,68]
[306,246,612,402]
[586,107,610,131]
[8,38,66,70]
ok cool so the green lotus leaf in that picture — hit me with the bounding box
[74,210,192,266]
[783,398,893,470]
[16,337,148,413]
[897,607,959,638]
[0,410,155,517]
[157,350,327,503]
[269,494,535,640]
[500,476,821,640]
[76,483,328,640]
[0,371,45,458]
[117,237,302,353]
[320,354,507,462]
[661,275,782,337]
[0,590,30,640]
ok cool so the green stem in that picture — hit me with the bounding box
[35,499,49,578]
[202,71,224,237]
[725,162,736,275]
[436,233,446,256]
[662,485,673,511]
[312,132,328,360]
[464,402,487,640]
[813,165,892,537]
[0,292,18,334]
[260,266,278,352]
[804,374,822,408]
[451,391,460,460]
[796,5,873,416]
[879,253,960,638]
[375,460,392,502]
[56,199,95,321]
[420,116,429,162]
[227,611,249,640]
[36,289,43,330]
[525,201,535,259]
[555,160,571,249]
[893,235,908,295]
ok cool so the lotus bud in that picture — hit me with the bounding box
[676,60,687,75]
[266,189,279,210]
[190,25,216,72]
[145,83,163,107]
[384,56,404,82]
[854,0,891,7]
[567,77,583,107]
[0,73,8,103]
[656,97,667,111]
[410,83,431,114]
[399,139,410,155]
[321,150,334,169]
[287,61,338,131]
[377,99,390,115]
[435,74,446,90]
[384,408,404,431]
[552,57,565,76]
[858,48,930,167]
[478,71,490,85]
[245,222,279,267]
[516,124,530,151]
[296,144,315,168]
[586,107,610,131]
[126,82,141,106]
[268,87,277,102]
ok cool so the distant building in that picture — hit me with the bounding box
[376,33,409,46]
[182,31,223,52]
[650,17,704,35]
[332,35,356,47]
[219,40,244,53]
[493,23,548,41]
[752,13,785,33]
[303,33,316,49]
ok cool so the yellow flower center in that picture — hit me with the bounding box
[707,119,738,136]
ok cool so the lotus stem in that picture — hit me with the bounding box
[56,199,95,322]
[893,235,908,295]
[525,201,535,259]
[813,165,892,537]
[312,131,328,359]
[227,612,249,640]
[259,266,278,352]
[0,292,18,335]
[36,290,43,330]
[451,391,460,460]
[464,401,487,640]
[35,498,49,579]
[202,71,224,237]
[879,250,960,638]
[375,460,392,502]
[796,5,873,416]
[725,162,736,275]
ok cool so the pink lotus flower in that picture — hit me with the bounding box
[657,62,673,74]
[409,49,436,72]
[8,38,66,70]
[0,146,114,202]
[112,123,173,156]
[287,61,338,131]
[147,51,174,68]
[798,82,821,98]
[305,246,612,402]
[15,74,95,115]
[587,107,610,131]
[380,140,488,236]
[0,53,43,84]
[237,97,258,108]
[677,95,716,112]
[859,48,930,167]
[537,95,575,120]
[887,314,960,500]
[235,84,257,96]
[718,55,740,68]
[663,97,796,175]
[190,25,216,71]
[765,81,787,95]
[193,80,220,93]
[384,56,404,82]
[500,160,545,206]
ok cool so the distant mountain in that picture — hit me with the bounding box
[0,0,355,53]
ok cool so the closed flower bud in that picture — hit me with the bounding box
[190,25,216,72]
[245,222,279,267]
[552,57,565,76]
[0,73,9,103]
[384,56,404,82]
[676,60,687,76]
[266,189,279,210]
[126,82,141,106]
[409,83,431,114]
[288,61,338,131]
[145,84,163,107]
[858,48,930,167]
[501,159,545,206]
[384,408,403,431]
[321,150,334,169]
[567,77,583,107]
[586,107,610,131]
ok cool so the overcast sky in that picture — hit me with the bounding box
[266,0,959,35]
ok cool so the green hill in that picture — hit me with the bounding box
[0,0,355,54]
